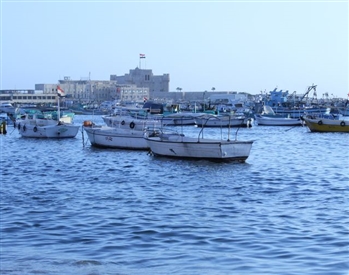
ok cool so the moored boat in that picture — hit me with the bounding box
[83,124,148,150]
[144,119,254,161]
[254,105,303,126]
[0,102,16,115]
[83,116,159,149]
[194,114,250,127]
[254,115,303,126]
[16,86,80,138]
[102,114,159,131]
[16,112,80,138]
[301,115,349,133]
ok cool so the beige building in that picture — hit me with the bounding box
[110,67,170,93]
[35,76,150,104]
[1,68,254,106]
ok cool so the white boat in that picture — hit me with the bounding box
[17,113,80,138]
[106,105,200,126]
[148,112,204,126]
[83,122,150,150]
[254,115,303,126]
[156,113,197,126]
[144,124,254,161]
[254,106,302,126]
[194,114,252,127]
[16,87,80,138]
[102,113,159,130]
[0,102,16,115]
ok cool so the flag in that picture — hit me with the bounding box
[139,54,146,59]
[57,86,65,97]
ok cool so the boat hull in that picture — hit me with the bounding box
[102,115,159,130]
[194,114,252,127]
[271,107,327,118]
[303,118,349,133]
[145,135,253,161]
[18,122,80,138]
[161,116,196,126]
[255,115,302,126]
[84,126,149,149]
[44,124,80,138]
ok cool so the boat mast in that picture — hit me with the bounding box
[300,84,317,102]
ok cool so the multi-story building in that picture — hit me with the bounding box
[2,68,254,106]
[110,67,170,93]
[0,89,57,106]
[1,68,168,106]
[35,76,150,104]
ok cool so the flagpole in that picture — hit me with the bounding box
[139,54,145,69]
[57,95,60,123]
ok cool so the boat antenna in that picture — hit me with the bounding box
[235,126,241,141]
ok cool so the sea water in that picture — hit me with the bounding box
[1,115,348,275]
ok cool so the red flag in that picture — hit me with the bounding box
[57,86,65,97]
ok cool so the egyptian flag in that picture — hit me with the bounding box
[57,86,66,97]
[139,53,146,59]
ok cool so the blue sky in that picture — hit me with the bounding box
[1,1,348,98]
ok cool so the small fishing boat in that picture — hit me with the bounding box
[16,86,80,138]
[102,113,159,131]
[254,106,303,126]
[155,112,197,126]
[144,117,254,161]
[83,116,159,149]
[254,115,303,126]
[194,114,252,127]
[83,123,149,149]
[17,112,80,138]
[0,102,16,115]
[301,115,349,133]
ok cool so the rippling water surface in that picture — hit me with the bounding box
[1,115,348,275]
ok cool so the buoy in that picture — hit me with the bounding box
[83,120,93,127]
[0,121,7,135]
